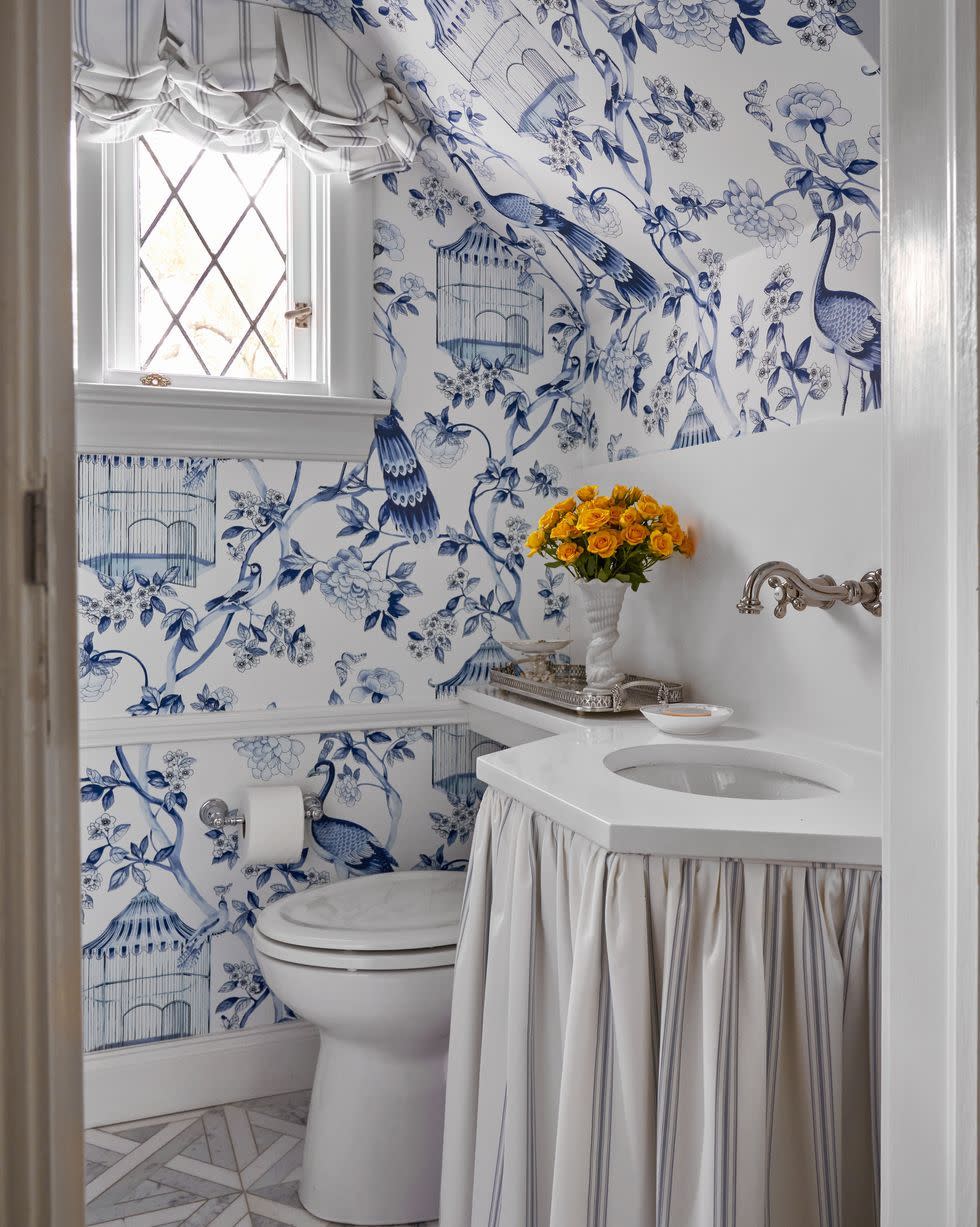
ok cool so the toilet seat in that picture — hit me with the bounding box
[253,929,458,971]
[254,870,466,971]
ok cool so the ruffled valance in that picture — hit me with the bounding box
[72,0,420,180]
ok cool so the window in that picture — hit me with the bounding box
[134,134,291,381]
[75,131,323,391]
[73,131,379,459]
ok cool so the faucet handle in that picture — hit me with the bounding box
[769,573,835,617]
[859,569,882,616]
[739,562,882,618]
[768,574,799,619]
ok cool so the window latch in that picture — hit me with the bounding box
[285,301,313,329]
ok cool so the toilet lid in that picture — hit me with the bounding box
[254,929,458,971]
[256,869,466,953]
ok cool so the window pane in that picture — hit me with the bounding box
[136,133,288,380]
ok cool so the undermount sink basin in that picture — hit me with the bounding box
[604,744,849,801]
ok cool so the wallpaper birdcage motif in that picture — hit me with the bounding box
[78,455,217,586]
[82,889,211,1053]
[436,222,544,372]
[432,722,501,802]
[424,0,580,138]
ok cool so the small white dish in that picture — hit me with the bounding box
[640,703,734,736]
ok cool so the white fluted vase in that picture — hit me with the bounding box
[575,578,627,691]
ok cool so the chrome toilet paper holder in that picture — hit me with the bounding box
[198,793,324,830]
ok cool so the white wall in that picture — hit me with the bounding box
[574,413,882,749]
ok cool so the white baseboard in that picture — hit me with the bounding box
[84,1021,318,1128]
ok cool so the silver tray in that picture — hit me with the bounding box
[489,662,683,714]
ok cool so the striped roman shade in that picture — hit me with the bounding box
[72,0,420,179]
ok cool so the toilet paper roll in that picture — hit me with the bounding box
[239,785,305,865]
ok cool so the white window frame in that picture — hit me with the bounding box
[73,135,381,460]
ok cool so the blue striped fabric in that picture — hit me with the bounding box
[655,858,694,1227]
[72,0,420,179]
[762,861,785,1227]
[713,859,743,1227]
[441,789,882,1227]
[586,967,613,1227]
[487,1086,507,1227]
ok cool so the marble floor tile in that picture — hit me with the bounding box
[86,1091,437,1227]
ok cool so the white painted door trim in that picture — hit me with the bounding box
[881,2,979,1224]
[1,2,975,1223]
[0,0,84,1222]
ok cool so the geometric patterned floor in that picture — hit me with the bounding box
[84,1090,438,1226]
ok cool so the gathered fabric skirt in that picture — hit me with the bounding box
[440,787,881,1227]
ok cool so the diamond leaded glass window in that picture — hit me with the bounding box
[136,133,288,381]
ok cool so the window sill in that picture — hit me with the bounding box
[74,382,384,461]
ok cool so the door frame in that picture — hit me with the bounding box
[0,0,977,1222]
[881,1,979,1223]
[0,0,84,1223]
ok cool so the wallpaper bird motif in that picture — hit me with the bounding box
[81,726,491,1050]
[77,0,880,1049]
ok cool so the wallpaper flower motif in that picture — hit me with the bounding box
[76,0,880,1050]
[80,723,491,1050]
[352,0,878,456]
[76,451,568,720]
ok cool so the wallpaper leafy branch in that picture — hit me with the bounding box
[77,0,879,1051]
[357,0,880,454]
[80,726,485,1048]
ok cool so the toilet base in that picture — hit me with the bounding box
[299,1025,447,1225]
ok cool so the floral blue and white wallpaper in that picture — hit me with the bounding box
[80,725,492,1051]
[338,0,881,455]
[77,454,569,719]
[77,0,880,1053]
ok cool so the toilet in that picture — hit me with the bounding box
[253,869,466,1226]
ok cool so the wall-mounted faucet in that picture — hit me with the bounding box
[737,562,882,619]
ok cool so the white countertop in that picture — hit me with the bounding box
[461,687,882,866]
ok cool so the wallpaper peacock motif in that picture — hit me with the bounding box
[77,0,880,1048]
[356,0,881,455]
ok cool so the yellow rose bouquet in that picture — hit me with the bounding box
[525,484,693,591]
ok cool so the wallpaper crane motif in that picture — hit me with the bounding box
[77,0,881,724]
[78,728,488,1044]
[77,0,880,1048]
[811,209,882,413]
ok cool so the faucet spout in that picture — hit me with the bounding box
[737,560,819,618]
[737,562,882,619]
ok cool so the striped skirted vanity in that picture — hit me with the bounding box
[440,688,882,1227]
